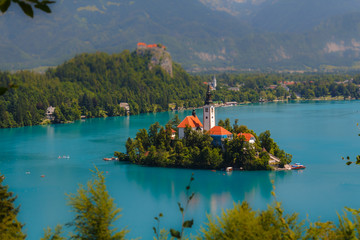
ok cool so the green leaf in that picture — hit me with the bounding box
[189,193,195,200]
[41,0,56,4]
[0,0,11,13]
[34,3,51,13]
[182,219,194,228]
[152,227,156,234]
[159,213,163,217]
[170,229,181,239]
[0,87,8,95]
[177,202,183,213]
[18,1,34,18]
[346,161,353,165]
[356,155,360,165]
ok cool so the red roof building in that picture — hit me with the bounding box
[147,44,158,48]
[137,42,166,49]
[177,116,203,129]
[238,133,256,143]
[208,126,233,146]
[171,129,176,139]
[208,126,232,136]
[177,114,203,139]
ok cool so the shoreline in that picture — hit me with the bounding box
[1,98,357,129]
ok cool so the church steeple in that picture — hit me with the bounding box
[203,84,215,131]
[205,84,213,105]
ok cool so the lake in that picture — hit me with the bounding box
[1,100,360,239]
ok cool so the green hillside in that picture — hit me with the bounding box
[0,50,206,128]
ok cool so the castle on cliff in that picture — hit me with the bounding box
[137,42,167,50]
[136,42,172,77]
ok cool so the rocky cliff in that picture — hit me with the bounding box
[136,43,173,77]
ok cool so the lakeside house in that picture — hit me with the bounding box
[46,106,55,120]
[119,102,130,115]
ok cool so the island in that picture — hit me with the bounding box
[115,86,293,170]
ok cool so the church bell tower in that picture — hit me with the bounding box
[203,84,215,131]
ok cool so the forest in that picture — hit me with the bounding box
[0,50,206,128]
[1,50,360,129]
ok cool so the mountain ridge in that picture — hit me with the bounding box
[1,0,360,72]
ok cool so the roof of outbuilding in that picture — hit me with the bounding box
[238,133,255,142]
[208,126,232,136]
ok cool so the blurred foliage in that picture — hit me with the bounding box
[0,0,54,18]
[0,173,26,240]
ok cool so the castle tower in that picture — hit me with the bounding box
[203,85,215,131]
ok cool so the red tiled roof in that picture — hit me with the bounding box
[177,116,203,128]
[284,81,295,85]
[138,43,166,49]
[208,126,232,136]
[238,133,255,142]
[171,129,176,133]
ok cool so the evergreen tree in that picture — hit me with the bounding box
[41,225,66,240]
[66,168,128,240]
[0,173,26,240]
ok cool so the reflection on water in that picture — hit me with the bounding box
[210,192,232,215]
[122,161,293,215]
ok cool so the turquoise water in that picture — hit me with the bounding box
[1,101,360,239]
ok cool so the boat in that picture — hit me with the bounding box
[291,163,306,170]
[226,167,233,172]
[103,157,119,161]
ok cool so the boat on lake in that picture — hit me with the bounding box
[226,167,233,172]
[103,157,118,161]
[291,163,306,170]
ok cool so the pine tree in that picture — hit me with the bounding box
[0,173,26,240]
[66,168,128,240]
[41,225,66,240]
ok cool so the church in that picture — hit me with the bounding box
[177,85,233,145]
